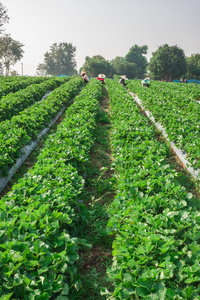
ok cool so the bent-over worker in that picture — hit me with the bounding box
[119,75,128,86]
[96,74,105,84]
[81,71,89,83]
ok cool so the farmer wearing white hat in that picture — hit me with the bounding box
[119,75,128,86]
[96,74,105,84]
[81,71,89,83]
[141,77,150,87]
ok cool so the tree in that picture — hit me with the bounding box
[149,44,187,81]
[10,70,19,76]
[110,56,125,73]
[125,45,148,78]
[186,53,200,80]
[110,56,137,78]
[0,3,9,34]
[36,63,46,76]
[82,55,111,77]
[0,34,24,75]
[40,42,77,76]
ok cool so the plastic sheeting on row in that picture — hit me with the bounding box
[0,105,66,193]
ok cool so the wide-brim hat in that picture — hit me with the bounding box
[98,74,106,78]
[81,71,86,75]
[121,75,128,80]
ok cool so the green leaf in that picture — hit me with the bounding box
[153,281,165,293]
[156,288,167,300]
[136,286,150,296]
[195,231,200,241]
[166,288,176,298]
[38,267,48,275]
[61,283,69,296]
[19,211,28,220]
[185,286,196,298]
[80,242,92,251]
[13,273,23,286]
[60,263,68,274]
[137,279,154,291]
[0,294,13,300]
[145,242,155,254]
[52,283,63,293]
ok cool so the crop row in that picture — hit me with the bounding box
[0,76,70,122]
[0,76,26,81]
[127,80,200,169]
[0,77,49,99]
[150,81,200,100]
[0,77,82,177]
[0,79,103,299]
[0,76,31,82]
[104,79,200,299]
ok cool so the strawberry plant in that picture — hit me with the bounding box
[127,80,200,170]
[0,77,46,98]
[0,79,103,299]
[103,79,200,299]
[0,77,82,177]
[0,77,70,122]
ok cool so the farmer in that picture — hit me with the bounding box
[81,71,89,83]
[119,75,128,86]
[141,77,150,87]
[96,74,105,84]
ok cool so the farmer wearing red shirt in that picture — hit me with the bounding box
[96,74,105,84]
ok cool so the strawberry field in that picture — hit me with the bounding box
[127,80,200,170]
[0,76,200,299]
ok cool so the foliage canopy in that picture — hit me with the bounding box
[110,56,136,79]
[82,55,111,77]
[82,45,148,79]
[125,44,148,78]
[39,42,77,76]
[0,2,9,34]
[149,44,187,81]
[0,34,24,75]
[186,53,200,80]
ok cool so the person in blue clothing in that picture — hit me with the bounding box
[141,77,150,87]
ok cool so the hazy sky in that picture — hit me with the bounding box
[2,0,200,76]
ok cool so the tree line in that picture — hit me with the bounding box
[0,2,199,80]
[37,43,199,81]
[79,44,200,81]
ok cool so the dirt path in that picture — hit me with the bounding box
[72,87,115,299]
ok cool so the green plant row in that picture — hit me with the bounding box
[103,79,200,299]
[0,76,27,81]
[0,77,82,177]
[0,76,70,122]
[127,80,200,169]
[0,79,103,300]
[0,76,31,82]
[0,77,49,99]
